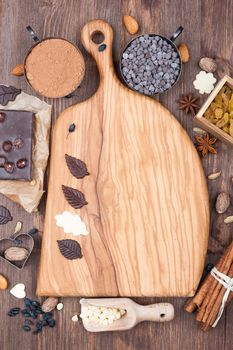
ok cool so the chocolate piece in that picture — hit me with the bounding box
[0,85,21,106]
[65,154,89,179]
[0,205,13,224]
[0,110,33,180]
[16,158,27,169]
[13,138,24,150]
[0,112,6,123]
[0,156,6,167]
[4,162,14,173]
[2,140,13,152]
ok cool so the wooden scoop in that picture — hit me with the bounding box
[80,298,174,332]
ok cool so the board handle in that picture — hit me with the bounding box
[81,20,114,79]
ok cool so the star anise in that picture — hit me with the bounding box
[178,92,200,116]
[195,133,217,157]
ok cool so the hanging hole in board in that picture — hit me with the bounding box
[91,31,105,44]
[160,313,165,318]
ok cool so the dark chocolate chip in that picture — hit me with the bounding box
[4,161,14,173]
[0,155,6,167]
[68,123,75,132]
[0,112,6,123]
[13,138,24,150]
[2,140,13,152]
[98,44,106,52]
[16,158,27,169]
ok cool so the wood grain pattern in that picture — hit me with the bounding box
[0,0,232,349]
[37,19,209,297]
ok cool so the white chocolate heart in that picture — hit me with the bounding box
[10,283,26,299]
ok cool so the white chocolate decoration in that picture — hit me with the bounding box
[193,70,217,94]
[10,283,26,299]
[55,211,88,236]
[80,305,126,326]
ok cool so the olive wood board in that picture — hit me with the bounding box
[37,20,209,297]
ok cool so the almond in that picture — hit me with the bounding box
[215,192,230,214]
[11,63,24,77]
[4,247,28,262]
[123,15,139,35]
[42,297,59,312]
[178,43,190,63]
[0,274,8,290]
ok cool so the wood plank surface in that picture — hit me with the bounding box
[0,0,232,349]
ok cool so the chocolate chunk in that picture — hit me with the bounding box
[13,138,24,150]
[0,112,6,123]
[0,155,6,167]
[0,110,33,180]
[16,158,27,169]
[4,162,14,173]
[2,140,13,152]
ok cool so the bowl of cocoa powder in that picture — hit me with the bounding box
[24,37,85,98]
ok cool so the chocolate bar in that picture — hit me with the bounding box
[0,110,33,180]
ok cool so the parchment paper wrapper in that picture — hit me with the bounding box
[0,91,52,212]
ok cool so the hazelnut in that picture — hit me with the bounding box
[2,140,13,152]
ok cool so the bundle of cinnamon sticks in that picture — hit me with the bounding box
[185,241,233,331]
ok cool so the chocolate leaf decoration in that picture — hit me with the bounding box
[65,154,89,179]
[0,85,21,106]
[57,239,82,260]
[62,185,88,209]
[0,205,13,224]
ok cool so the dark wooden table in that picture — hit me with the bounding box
[0,0,232,349]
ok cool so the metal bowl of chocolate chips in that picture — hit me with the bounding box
[120,27,183,95]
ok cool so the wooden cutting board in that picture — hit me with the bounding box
[37,20,209,297]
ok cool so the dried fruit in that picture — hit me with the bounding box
[178,93,200,116]
[4,247,28,262]
[4,161,14,173]
[123,15,139,35]
[215,192,230,214]
[41,297,58,312]
[208,171,221,180]
[224,216,233,224]
[178,43,189,63]
[16,158,27,169]
[3,140,13,152]
[204,85,233,136]
[199,57,217,73]
[0,273,8,290]
[98,44,107,52]
[11,63,24,77]
[195,133,217,157]
[62,185,88,209]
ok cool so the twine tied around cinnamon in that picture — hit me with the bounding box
[210,267,233,327]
